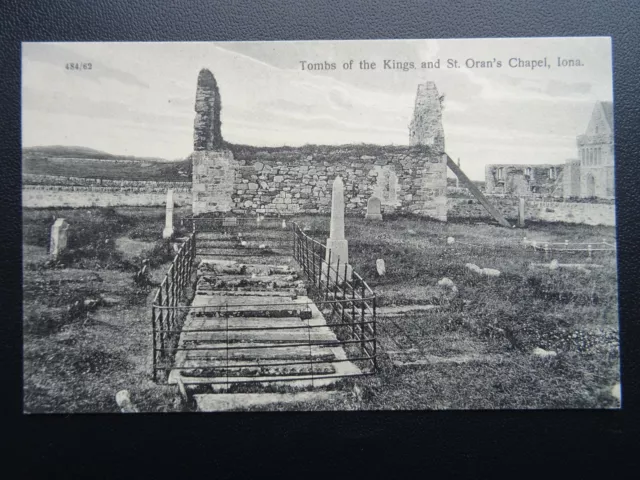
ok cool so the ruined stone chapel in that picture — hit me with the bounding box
[191,69,449,220]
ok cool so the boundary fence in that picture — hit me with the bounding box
[448,236,616,258]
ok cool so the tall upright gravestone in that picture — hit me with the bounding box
[162,189,174,239]
[324,177,352,281]
[191,68,237,215]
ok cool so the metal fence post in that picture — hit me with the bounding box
[152,305,157,382]
[361,280,366,354]
[372,294,377,372]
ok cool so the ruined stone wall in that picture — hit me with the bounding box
[192,150,238,215]
[485,164,564,196]
[563,160,581,198]
[192,145,448,220]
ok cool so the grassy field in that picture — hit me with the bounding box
[280,214,620,410]
[23,206,194,413]
[22,208,620,412]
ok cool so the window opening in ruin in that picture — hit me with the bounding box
[549,167,555,180]
[497,167,504,180]
[525,167,532,177]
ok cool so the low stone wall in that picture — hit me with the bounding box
[447,197,615,226]
[23,174,191,189]
[23,186,191,208]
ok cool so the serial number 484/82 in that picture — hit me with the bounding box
[66,62,92,71]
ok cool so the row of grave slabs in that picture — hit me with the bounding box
[168,217,363,412]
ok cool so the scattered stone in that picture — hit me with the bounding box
[465,263,482,274]
[365,196,383,221]
[353,384,362,401]
[83,298,100,310]
[259,244,266,249]
[115,390,139,413]
[447,236,455,244]
[376,259,386,276]
[481,268,501,277]
[610,383,621,402]
[281,219,287,229]
[437,277,454,288]
[100,295,121,306]
[240,241,247,247]
[532,347,557,358]
[549,259,559,270]
[49,218,70,259]
[407,229,417,236]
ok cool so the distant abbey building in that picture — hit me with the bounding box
[563,101,614,199]
[484,100,614,199]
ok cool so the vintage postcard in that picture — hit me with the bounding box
[22,37,619,413]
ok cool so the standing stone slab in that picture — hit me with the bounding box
[162,189,175,239]
[376,259,386,276]
[365,196,383,221]
[324,177,352,281]
[49,218,69,258]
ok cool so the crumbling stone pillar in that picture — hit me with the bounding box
[194,68,222,151]
[409,81,445,151]
[191,68,237,214]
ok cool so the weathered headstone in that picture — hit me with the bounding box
[162,189,174,239]
[518,197,526,228]
[365,196,383,221]
[324,177,352,281]
[49,218,69,258]
[376,259,386,276]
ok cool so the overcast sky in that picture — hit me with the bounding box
[22,37,612,180]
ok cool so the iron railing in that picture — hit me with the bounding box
[151,217,377,388]
[292,222,377,373]
[151,234,196,382]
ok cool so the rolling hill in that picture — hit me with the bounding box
[23,146,192,182]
